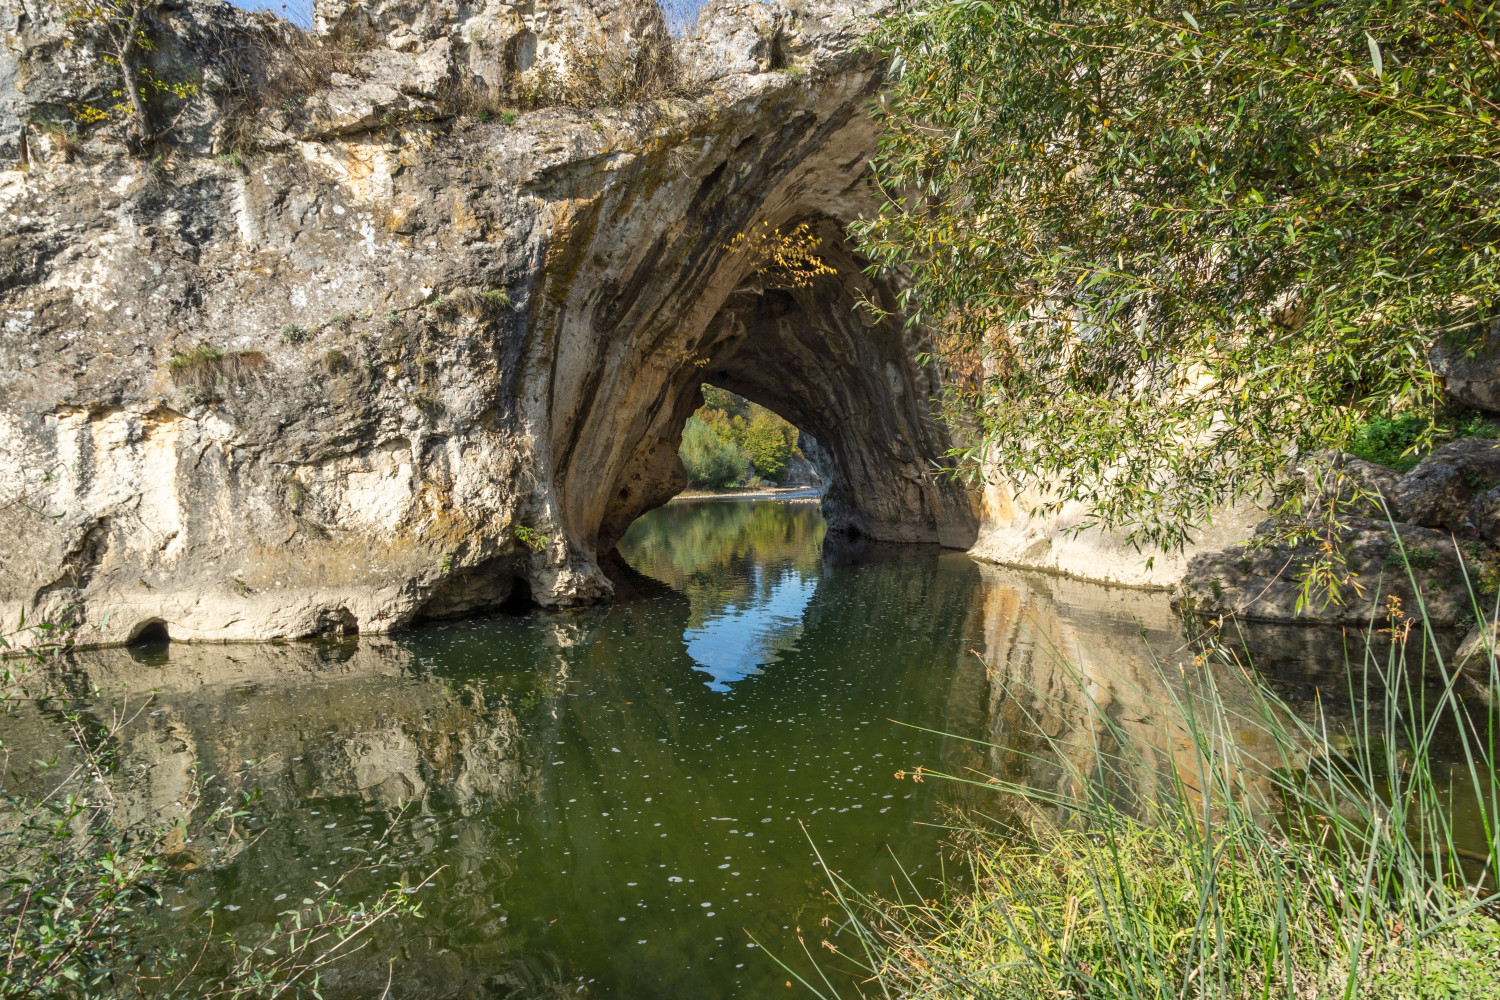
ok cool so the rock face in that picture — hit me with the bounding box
[971,479,1265,590]
[0,0,978,645]
[1181,444,1500,627]
[1430,326,1500,414]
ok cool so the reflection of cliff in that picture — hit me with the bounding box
[968,563,1283,821]
[32,637,537,832]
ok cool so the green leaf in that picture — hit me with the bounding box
[1182,10,1199,31]
[1366,33,1383,79]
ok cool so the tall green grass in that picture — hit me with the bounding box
[786,565,1500,998]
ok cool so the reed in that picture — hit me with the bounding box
[788,555,1500,999]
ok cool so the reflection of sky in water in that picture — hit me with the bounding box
[684,566,816,691]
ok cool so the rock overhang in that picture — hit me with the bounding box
[0,0,976,648]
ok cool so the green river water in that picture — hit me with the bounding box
[12,498,1482,998]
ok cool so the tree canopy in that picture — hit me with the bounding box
[855,0,1500,550]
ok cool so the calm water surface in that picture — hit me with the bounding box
[44,500,1002,997]
[24,499,1475,998]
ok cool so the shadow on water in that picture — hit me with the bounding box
[11,500,1490,998]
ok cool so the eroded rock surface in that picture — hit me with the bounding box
[1180,516,1483,627]
[0,0,977,645]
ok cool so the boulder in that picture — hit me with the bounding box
[1391,438,1500,531]
[1469,485,1500,545]
[1455,617,1500,699]
[1179,517,1481,626]
[1430,325,1500,413]
[1299,450,1400,520]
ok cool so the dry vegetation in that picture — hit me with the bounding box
[213,16,371,155]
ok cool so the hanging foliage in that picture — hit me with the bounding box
[855,0,1500,551]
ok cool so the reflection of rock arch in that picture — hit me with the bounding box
[970,563,1284,824]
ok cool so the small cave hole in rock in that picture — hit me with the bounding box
[128,619,170,647]
[313,606,359,638]
[500,575,533,613]
[768,33,790,71]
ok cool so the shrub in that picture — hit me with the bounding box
[1347,413,1429,471]
[700,385,748,421]
[680,415,748,488]
[741,411,796,483]
[856,0,1500,553]
[279,323,309,344]
[724,221,837,289]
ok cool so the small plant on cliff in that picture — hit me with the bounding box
[431,287,509,319]
[33,118,83,162]
[279,323,309,344]
[166,345,224,390]
[514,525,550,552]
[725,221,837,289]
[858,0,1500,554]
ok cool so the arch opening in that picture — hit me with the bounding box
[591,214,978,574]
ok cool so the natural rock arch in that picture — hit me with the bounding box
[587,214,978,559]
[0,0,975,646]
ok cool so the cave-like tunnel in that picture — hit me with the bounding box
[555,213,979,587]
[528,91,983,604]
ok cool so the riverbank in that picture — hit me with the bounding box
[671,486,823,502]
[802,610,1500,999]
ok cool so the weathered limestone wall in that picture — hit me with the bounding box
[0,0,979,646]
[970,481,1266,591]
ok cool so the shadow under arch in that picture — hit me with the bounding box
[593,214,978,569]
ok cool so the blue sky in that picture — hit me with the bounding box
[229,1,711,33]
[230,0,314,28]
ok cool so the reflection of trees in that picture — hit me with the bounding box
[620,499,824,627]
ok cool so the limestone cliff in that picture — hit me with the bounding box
[0,0,979,645]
